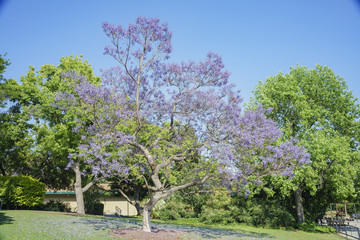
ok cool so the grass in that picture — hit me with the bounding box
[149,217,346,240]
[0,210,122,240]
[0,210,346,240]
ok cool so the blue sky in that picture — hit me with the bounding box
[1,0,359,104]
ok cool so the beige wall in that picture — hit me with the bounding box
[44,194,77,212]
[44,194,137,216]
[102,196,137,216]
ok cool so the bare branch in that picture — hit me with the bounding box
[117,188,137,206]
[82,176,102,193]
[150,136,165,149]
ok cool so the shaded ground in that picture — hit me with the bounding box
[110,228,186,240]
[79,216,272,240]
[0,212,14,226]
[0,211,345,240]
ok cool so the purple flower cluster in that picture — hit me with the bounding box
[57,71,135,178]
[102,17,172,65]
[214,107,310,190]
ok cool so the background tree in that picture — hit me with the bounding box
[0,54,34,176]
[14,56,101,214]
[250,65,360,223]
[58,17,309,232]
[0,54,10,103]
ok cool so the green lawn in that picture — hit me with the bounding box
[0,211,120,240]
[150,218,347,240]
[0,210,346,240]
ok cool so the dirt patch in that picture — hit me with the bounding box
[110,227,188,240]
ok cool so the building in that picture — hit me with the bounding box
[44,184,138,216]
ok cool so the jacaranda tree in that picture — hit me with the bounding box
[57,17,309,232]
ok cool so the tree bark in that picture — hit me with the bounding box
[73,162,100,215]
[74,163,85,215]
[142,204,152,232]
[140,174,210,232]
[134,187,143,216]
[142,193,161,232]
[295,187,305,224]
[135,202,143,216]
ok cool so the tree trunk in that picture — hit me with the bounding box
[135,202,143,216]
[74,163,85,215]
[142,194,160,232]
[295,187,305,224]
[142,204,152,232]
[134,187,143,216]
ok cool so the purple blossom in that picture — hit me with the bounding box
[55,17,310,200]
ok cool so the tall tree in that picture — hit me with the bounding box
[0,54,34,176]
[57,17,309,232]
[0,54,10,97]
[250,65,360,223]
[15,56,101,214]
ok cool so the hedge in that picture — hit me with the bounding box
[0,175,46,209]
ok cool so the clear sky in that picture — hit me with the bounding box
[1,0,359,104]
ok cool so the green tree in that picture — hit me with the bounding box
[0,54,34,176]
[0,53,10,104]
[250,65,360,223]
[15,55,100,213]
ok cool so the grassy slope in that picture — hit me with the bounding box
[149,217,346,240]
[0,210,119,240]
[0,210,346,240]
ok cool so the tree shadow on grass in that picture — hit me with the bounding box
[75,216,141,231]
[0,211,14,226]
[152,223,274,239]
[75,216,273,239]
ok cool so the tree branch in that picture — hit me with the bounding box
[82,176,101,193]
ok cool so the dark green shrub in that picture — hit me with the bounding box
[265,203,295,227]
[200,207,235,224]
[199,192,238,224]
[180,190,210,216]
[84,185,106,215]
[154,200,196,221]
[85,202,104,215]
[158,208,181,221]
[298,222,316,231]
[298,222,336,233]
[248,204,265,226]
[0,175,45,209]
[244,199,295,227]
[41,199,71,212]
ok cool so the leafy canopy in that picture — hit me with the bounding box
[250,65,360,215]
